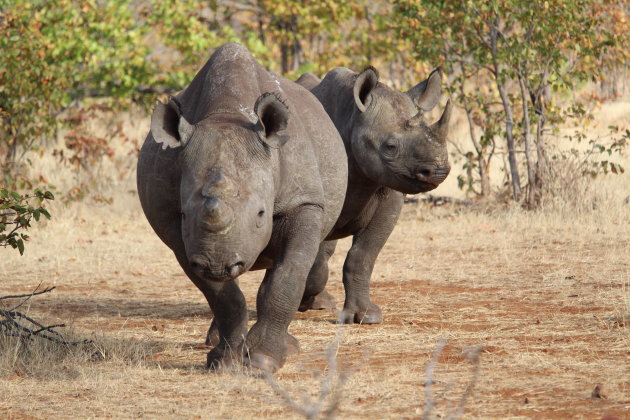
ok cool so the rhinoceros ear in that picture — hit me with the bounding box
[150,97,194,149]
[406,67,442,112]
[353,66,379,112]
[254,92,290,149]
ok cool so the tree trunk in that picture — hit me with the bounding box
[463,101,491,197]
[479,158,491,197]
[489,22,521,200]
[518,74,536,209]
[458,65,491,197]
[534,96,548,203]
[496,81,521,200]
[280,42,289,75]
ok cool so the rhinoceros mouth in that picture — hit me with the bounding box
[189,256,244,282]
[396,175,439,194]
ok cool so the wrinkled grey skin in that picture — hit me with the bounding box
[296,66,452,323]
[137,43,347,372]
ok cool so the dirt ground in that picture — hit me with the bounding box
[1,100,629,419]
[1,187,628,419]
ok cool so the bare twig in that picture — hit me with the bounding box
[422,339,482,420]
[448,346,482,419]
[422,338,447,420]
[262,324,351,419]
[0,283,57,300]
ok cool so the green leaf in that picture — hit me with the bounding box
[17,238,25,255]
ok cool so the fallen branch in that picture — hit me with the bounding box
[0,285,85,346]
[405,194,473,207]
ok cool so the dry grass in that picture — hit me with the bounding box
[0,101,628,419]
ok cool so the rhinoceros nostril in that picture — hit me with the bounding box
[419,169,432,178]
[189,256,206,272]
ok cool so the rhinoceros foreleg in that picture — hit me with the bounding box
[243,205,323,372]
[171,250,249,369]
[298,240,338,312]
[340,191,403,324]
[201,280,250,369]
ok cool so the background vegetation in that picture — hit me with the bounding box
[0,0,628,245]
[1,1,628,192]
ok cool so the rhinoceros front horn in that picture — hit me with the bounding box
[431,99,452,143]
[202,197,235,233]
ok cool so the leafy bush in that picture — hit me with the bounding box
[0,188,54,255]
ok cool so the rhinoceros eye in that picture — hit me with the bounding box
[383,140,399,154]
[257,209,265,217]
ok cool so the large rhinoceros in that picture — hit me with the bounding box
[296,66,452,324]
[137,43,347,372]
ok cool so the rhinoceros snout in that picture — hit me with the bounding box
[415,164,450,186]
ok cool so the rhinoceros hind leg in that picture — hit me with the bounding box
[299,289,337,312]
[299,240,338,312]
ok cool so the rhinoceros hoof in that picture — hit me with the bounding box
[340,304,382,324]
[298,290,337,312]
[244,351,284,373]
[205,320,220,347]
[206,347,242,371]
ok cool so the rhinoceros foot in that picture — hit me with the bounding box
[240,329,300,373]
[244,351,284,373]
[206,321,299,356]
[340,302,382,324]
[298,290,337,312]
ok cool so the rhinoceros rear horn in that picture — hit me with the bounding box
[150,97,194,149]
[406,67,442,112]
[254,92,290,149]
[353,66,379,112]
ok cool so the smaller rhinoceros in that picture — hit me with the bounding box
[137,43,347,372]
[297,66,452,324]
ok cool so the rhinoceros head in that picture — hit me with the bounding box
[349,67,452,194]
[150,93,290,281]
